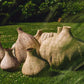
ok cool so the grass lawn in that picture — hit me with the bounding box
[0,22,84,84]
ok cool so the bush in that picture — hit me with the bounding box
[62,1,84,22]
[21,1,38,21]
[0,1,23,25]
[0,1,16,25]
[0,0,84,24]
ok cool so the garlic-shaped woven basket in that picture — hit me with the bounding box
[40,26,84,70]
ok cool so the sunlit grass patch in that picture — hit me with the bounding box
[0,22,84,84]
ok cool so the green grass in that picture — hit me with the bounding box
[0,22,84,84]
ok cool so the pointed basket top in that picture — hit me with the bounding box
[17,27,23,34]
[63,26,71,29]
[4,48,13,56]
[36,29,43,36]
[62,26,73,36]
[63,26,71,32]
[57,27,62,34]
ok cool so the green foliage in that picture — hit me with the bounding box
[21,1,38,21]
[0,0,84,25]
[62,1,84,17]
[0,1,19,25]
[39,2,49,13]
[32,0,44,5]
[62,1,84,22]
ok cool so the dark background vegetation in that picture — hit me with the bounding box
[0,0,84,25]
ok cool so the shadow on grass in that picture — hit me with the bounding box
[28,66,61,78]
[1,63,23,73]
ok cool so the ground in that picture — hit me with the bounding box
[0,22,84,84]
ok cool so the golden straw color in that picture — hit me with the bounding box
[22,48,46,76]
[34,27,62,45]
[11,27,40,63]
[34,29,43,41]
[40,26,84,67]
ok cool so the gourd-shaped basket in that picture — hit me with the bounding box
[40,26,84,70]
[12,28,40,63]
[1,48,19,71]
[22,48,46,76]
